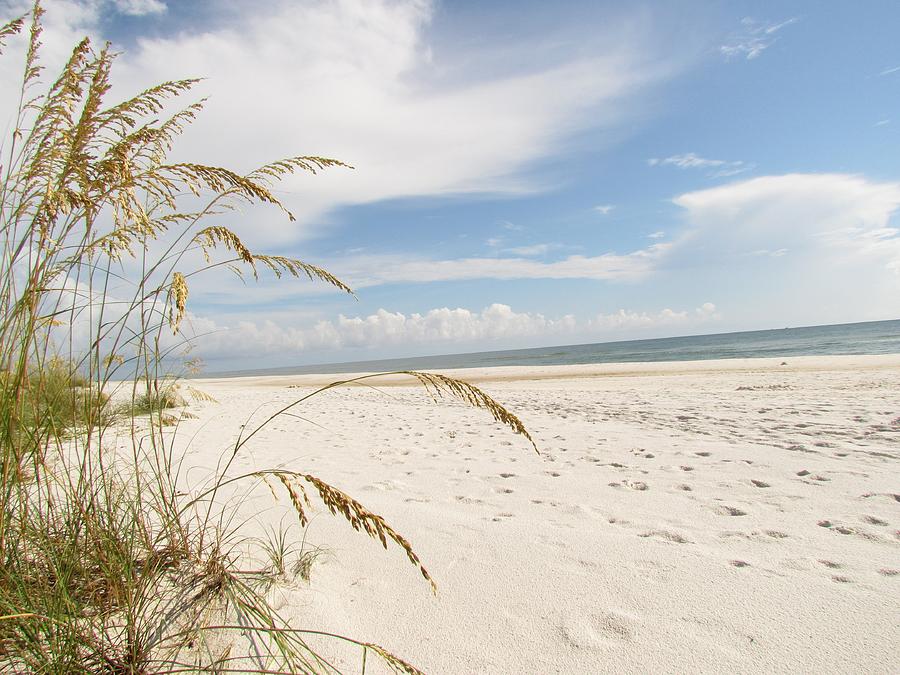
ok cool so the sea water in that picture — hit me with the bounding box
[213,318,900,378]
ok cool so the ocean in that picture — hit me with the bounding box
[211,318,900,378]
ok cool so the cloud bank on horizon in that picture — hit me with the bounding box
[1,0,898,369]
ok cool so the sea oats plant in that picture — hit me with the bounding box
[0,4,535,673]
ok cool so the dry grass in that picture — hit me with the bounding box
[0,3,535,673]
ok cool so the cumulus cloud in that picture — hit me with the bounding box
[672,173,900,268]
[594,204,615,214]
[668,173,900,324]
[186,301,719,363]
[587,302,717,331]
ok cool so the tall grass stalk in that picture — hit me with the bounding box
[0,4,535,672]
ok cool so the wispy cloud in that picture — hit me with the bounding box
[0,0,677,249]
[504,243,553,256]
[648,153,751,178]
[720,16,798,61]
[333,244,669,288]
[594,204,615,215]
[647,231,666,239]
[879,65,900,76]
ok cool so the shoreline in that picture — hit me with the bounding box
[193,352,900,387]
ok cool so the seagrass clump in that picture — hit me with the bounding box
[403,370,538,452]
[271,470,436,592]
[0,3,536,673]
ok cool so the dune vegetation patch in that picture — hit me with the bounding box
[0,4,534,672]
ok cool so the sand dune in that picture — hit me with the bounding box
[174,354,899,673]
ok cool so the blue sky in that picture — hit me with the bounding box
[3,0,899,370]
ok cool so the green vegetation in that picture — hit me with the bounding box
[0,4,534,673]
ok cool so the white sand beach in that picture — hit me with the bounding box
[171,354,899,673]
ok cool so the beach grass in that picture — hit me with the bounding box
[0,4,534,672]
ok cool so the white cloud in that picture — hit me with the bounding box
[669,173,900,322]
[586,303,717,332]
[504,243,554,256]
[750,248,788,258]
[647,230,665,239]
[648,152,750,177]
[879,65,900,76]
[187,301,719,362]
[594,204,615,214]
[188,304,572,359]
[112,0,166,15]
[673,173,900,264]
[334,243,669,287]
[720,17,798,61]
[19,0,672,248]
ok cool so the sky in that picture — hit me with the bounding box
[2,0,899,370]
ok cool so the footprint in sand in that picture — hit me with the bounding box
[750,479,770,488]
[818,559,842,569]
[499,472,516,479]
[831,575,853,583]
[730,560,751,568]
[862,515,888,526]
[623,480,648,491]
[638,529,690,544]
[695,451,711,457]
[715,505,747,516]
[818,520,855,535]
[559,612,635,648]
[676,484,693,491]
[860,493,900,503]
[680,466,695,472]
[878,568,899,576]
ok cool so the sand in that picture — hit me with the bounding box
[170,354,899,673]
